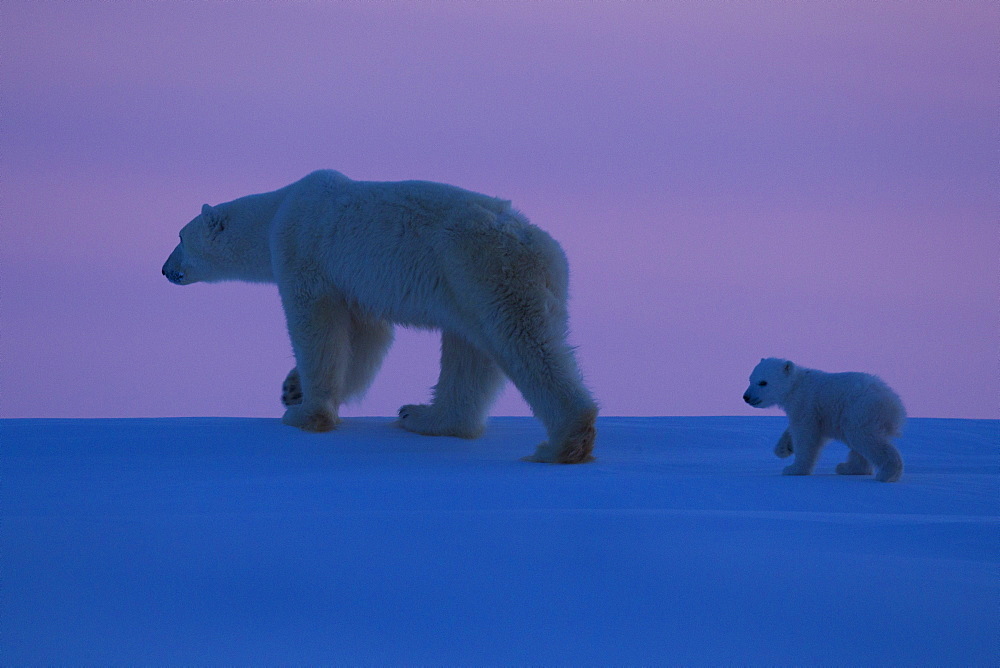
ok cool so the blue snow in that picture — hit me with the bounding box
[3,417,997,664]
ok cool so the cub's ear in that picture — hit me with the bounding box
[201,204,226,237]
[782,361,794,375]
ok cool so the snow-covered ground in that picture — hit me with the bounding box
[4,416,997,664]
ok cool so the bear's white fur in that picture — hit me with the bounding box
[163,170,597,463]
[743,358,905,482]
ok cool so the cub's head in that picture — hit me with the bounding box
[162,204,231,285]
[743,358,795,408]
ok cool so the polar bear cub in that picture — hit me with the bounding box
[743,358,905,482]
[162,170,597,463]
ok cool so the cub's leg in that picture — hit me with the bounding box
[836,448,874,476]
[846,432,903,483]
[278,288,351,432]
[774,428,793,458]
[782,425,826,476]
[398,330,506,438]
[342,314,394,402]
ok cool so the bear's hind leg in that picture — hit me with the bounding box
[397,331,506,438]
[847,433,903,482]
[874,443,904,482]
[836,448,874,476]
[480,320,597,464]
[444,233,596,462]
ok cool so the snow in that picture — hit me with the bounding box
[4,416,997,664]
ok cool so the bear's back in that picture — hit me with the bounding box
[796,370,905,437]
[342,177,510,226]
[281,172,549,328]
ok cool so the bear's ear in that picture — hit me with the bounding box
[201,204,226,238]
[782,361,794,375]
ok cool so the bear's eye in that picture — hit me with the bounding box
[758,381,767,387]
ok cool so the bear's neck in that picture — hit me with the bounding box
[220,188,289,283]
[780,368,817,410]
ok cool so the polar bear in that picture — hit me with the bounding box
[743,358,905,482]
[162,170,597,463]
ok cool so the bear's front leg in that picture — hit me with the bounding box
[277,286,352,433]
[281,368,303,407]
[782,427,826,476]
[280,366,336,430]
[774,429,793,458]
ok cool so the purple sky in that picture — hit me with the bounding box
[3,2,997,419]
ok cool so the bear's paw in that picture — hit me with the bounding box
[836,462,873,476]
[521,407,598,464]
[282,404,340,432]
[875,465,903,483]
[396,404,485,439]
[281,368,303,407]
[774,431,793,458]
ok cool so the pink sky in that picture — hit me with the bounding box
[3,2,997,419]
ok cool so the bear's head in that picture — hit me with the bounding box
[162,204,237,285]
[743,358,795,408]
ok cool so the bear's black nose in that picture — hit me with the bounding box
[742,394,751,403]
[163,269,185,284]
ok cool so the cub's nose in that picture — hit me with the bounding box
[742,394,751,403]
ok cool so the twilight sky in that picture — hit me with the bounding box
[2,1,997,419]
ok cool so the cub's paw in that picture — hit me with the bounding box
[836,462,873,476]
[875,466,903,483]
[774,431,793,458]
[397,404,484,438]
[281,368,303,407]
[282,404,339,432]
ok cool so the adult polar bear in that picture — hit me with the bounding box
[162,170,597,463]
